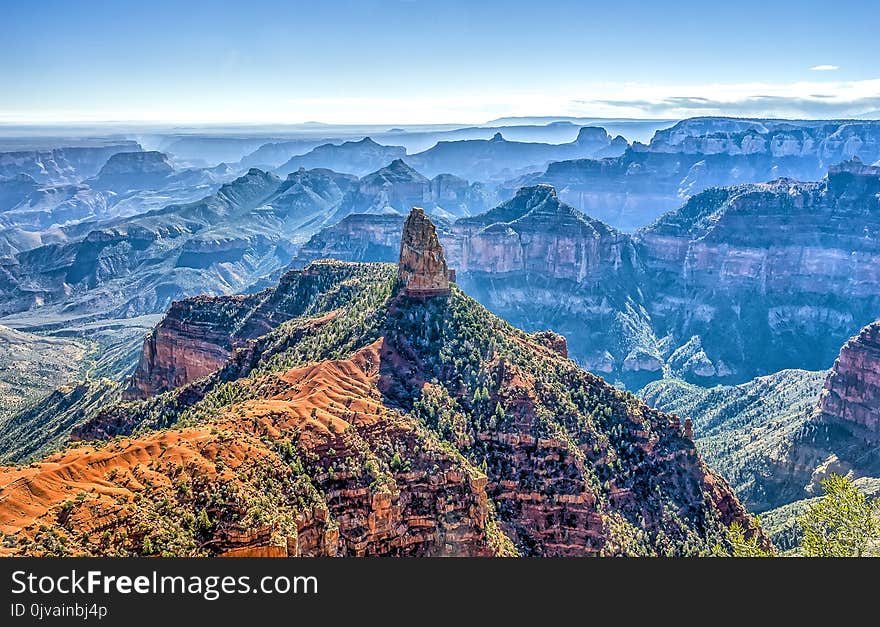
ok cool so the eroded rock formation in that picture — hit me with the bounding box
[123,296,252,400]
[398,207,452,295]
[122,262,372,400]
[505,119,880,230]
[819,320,880,444]
[3,342,491,557]
[2,256,767,556]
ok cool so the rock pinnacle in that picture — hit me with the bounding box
[398,207,453,296]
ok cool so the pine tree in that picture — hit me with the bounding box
[798,474,880,557]
[197,508,213,532]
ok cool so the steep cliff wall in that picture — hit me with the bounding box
[818,320,880,445]
[635,160,880,383]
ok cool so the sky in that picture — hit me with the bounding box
[1,0,878,124]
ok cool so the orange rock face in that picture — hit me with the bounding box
[1,340,492,557]
[124,294,262,400]
[398,207,451,295]
[124,311,231,400]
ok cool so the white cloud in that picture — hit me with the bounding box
[2,78,878,124]
[568,78,880,119]
[810,65,840,71]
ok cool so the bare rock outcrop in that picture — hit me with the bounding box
[398,207,452,295]
[818,319,880,444]
[123,295,258,400]
[532,330,568,358]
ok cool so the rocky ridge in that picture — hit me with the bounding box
[642,316,880,521]
[0,214,766,556]
[289,161,880,388]
[507,118,880,230]
[0,161,492,319]
[276,137,407,177]
[0,143,142,184]
[817,320,880,446]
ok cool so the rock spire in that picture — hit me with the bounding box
[398,207,453,296]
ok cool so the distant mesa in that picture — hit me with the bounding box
[97,151,174,178]
[398,207,455,296]
[275,137,407,177]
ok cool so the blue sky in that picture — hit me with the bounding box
[1,0,878,123]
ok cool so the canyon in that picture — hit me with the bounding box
[506,118,880,230]
[642,316,880,549]
[291,159,880,389]
[0,210,765,556]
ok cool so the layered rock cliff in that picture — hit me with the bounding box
[646,118,880,164]
[289,161,880,388]
[506,119,880,231]
[449,184,632,283]
[95,150,175,178]
[123,294,261,399]
[635,159,880,384]
[818,320,880,445]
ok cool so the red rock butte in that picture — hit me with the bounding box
[398,207,455,296]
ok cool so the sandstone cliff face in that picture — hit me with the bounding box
[123,296,257,400]
[635,160,880,383]
[818,320,880,445]
[398,207,451,295]
[122,261,377,400]
[449,185,631,284]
